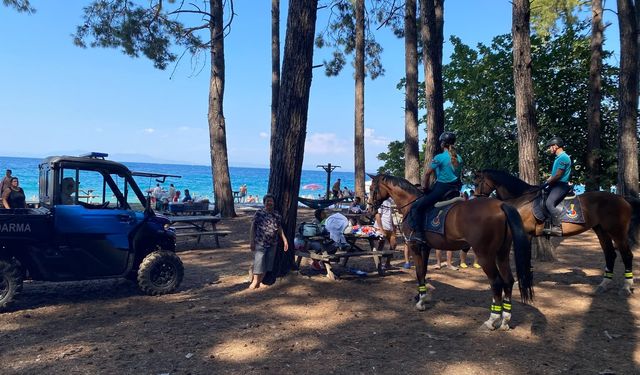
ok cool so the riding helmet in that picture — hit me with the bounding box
[439,131,456,145]
[544,136,564,148]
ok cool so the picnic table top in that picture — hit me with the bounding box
[168,215,221,223]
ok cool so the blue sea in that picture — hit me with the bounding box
[0,156,360,204]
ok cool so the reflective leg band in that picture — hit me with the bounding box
[418,285,427,293]
[490,304,503,313]
[624,271,633,279]
[502,302,512,312]
[604,272,614,279]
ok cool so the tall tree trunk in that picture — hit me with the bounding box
[585,0,603,192]
[420,0,445,171]
[208,0,236,217]
[268,0,318,274]
[512,0,539,185]
[513,0,551,260]
[616,0,639,197]
[404,0,420,184]
[270,0,280,162]
[354,0,366,199]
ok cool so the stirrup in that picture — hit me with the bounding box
[407,231,425,243]
[543,225,563,237]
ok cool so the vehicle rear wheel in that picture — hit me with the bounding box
[0,258,23,311]
[137,251,183,296]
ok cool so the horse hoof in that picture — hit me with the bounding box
[499,323,511,331]
[480,320,499,331]
[415,302,427,311]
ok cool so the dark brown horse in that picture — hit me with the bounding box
[474,169,638,295]
[367,174,533,330]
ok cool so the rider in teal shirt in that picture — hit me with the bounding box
[409,131,462,242]
[543,136,572,236]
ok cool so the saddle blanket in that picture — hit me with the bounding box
[533,195,585,224]
[423,203,456,235]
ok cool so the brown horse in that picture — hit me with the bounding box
[367,174,533,330]
[474,169,638,295]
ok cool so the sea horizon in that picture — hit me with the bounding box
[0,155,368,204]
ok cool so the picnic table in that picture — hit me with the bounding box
[168,215,230,248]
[295,232,394,280]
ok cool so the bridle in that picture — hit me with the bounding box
[368,178,422,214]
[474,173,497,198]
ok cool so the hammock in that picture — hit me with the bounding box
[297,196,349,210]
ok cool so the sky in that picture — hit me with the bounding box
[0,1,622,171]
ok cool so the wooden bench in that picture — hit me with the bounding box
[295,248,395,280]
[175,230,231,247]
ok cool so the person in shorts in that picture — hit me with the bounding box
[249,193,289,289]
[374,197,396,268]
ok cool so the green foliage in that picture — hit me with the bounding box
[74,0,209,70]
[3,0,34,13]
[530,0,587,38]
[376,140,425,176]
[316,0,385,79]
[377,140,405,176]
[442,22,619,186]
[384,22,619,187]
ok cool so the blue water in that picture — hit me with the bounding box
[0,156,360,204]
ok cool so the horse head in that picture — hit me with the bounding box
[366,173,390,214]
[474,169,539,200]
[473,170,497,197]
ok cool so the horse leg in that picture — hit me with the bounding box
[413,244,432,311]
[476,256,504,330]
[609,229,635,296]
[495,256,515,331]
[593,226,616,294]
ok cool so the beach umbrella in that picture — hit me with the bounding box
[302,183,322,191]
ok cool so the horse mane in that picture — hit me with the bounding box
[377,174,422,196]
[481,169,537,196]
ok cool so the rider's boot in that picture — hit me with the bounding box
[548,216,563,236]
[407,210,426,243]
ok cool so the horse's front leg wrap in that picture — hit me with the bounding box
[499,299,512,331]
[415,284,431,311]
[595,268,614,294]
[483,303,503,330]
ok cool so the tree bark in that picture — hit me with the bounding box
[512,0,539,185]
[208,0,236,217]
[404,0,420,184]
[585,0,603,192]
[616,0,639,197]
[268,0,318,274]
[420,0,445,171]
[354,0,366,199]
[270,0,280,163]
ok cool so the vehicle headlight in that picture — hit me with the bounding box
[164,223,172,230]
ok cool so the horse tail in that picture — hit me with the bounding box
[500,203,534,304]
[625,196,640,248]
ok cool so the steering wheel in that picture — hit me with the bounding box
[99,201,110,209]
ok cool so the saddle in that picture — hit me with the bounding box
[422,191,465,235]
[532,186,585,225]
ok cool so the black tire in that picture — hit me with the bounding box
[0,258,23,311]
[137,251,184,296]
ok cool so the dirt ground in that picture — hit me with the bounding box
[1,207,639,375]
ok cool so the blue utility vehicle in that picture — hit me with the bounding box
[0,153,182,310]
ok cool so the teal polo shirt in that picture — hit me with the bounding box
[551,151,571,182]
[430,150,463,183]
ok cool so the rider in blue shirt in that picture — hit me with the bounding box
[543,136,572,236]
[409,131,462,242]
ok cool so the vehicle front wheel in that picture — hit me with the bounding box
[0,258,23,311]
[137,251,184,296]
